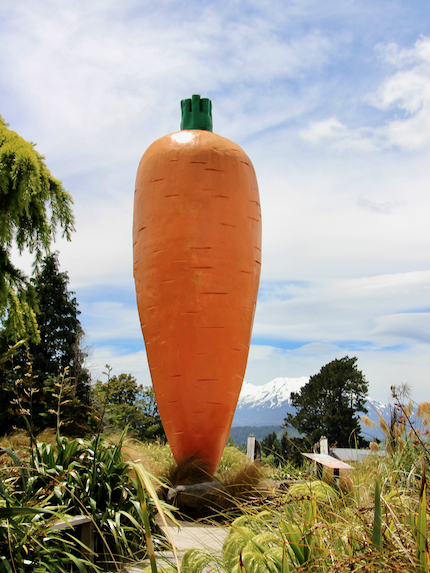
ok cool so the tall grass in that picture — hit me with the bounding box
[0,429,257,572]
[141,396,430,573]
[2,377,429,573]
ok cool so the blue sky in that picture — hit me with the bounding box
[2,0,430,402]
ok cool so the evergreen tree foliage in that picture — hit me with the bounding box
[261,431,282,466]
[0,116,74,341]
[261,431,282,455]
[278,428,307,466]
[228,425,300,447]
[285,356,369,448]
[0,253,90,435]
[92,373,165,441]
[134,385,166,441]
[32,253,83,378]
[32,252,90,430]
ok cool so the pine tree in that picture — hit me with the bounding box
[285,356,368,448]
[0,253,90,435]
[32,252,90,431]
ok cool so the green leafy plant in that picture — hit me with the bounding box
[371,474,382,552]
[416,470,429,573]
[0,429,167,570]
[0,475,98,573]
[169,420,429,573]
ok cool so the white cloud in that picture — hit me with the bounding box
[295,342,340,355]
[0,1,340,168]
[81,300,141,341]
[300,36,430,151]
[372,313,430,345]
[244,340,430,403]
[373,36,430,114]
[300,117,347,142]
[248,345,281,361]
[88,347,152,386]
[254,270,430,347]
[2,1,430,409]
[54,197,135,289]
[356,196,405,214]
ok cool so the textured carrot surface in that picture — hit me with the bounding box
[133,129,261,473]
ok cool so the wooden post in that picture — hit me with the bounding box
[320,436,328,454]
[81,520,95,563]
[334,467,340,486]
[317,436,328,479]
[50,515,96,563]
[247,434,256,461]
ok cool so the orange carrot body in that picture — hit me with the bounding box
[133,128,261,473]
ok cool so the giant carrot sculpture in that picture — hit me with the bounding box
[133,95,261,473]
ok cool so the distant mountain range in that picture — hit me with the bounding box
[228,425,296,447]
[232,377,392,441]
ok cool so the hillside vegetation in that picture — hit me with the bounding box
[229,425,300,447]
[1,394,429,572]
[145,399,430,573]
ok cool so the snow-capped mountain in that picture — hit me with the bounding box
[232,377,308,427]
[232,377,391,440]
[238,377,309,408]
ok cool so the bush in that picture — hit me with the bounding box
[0,429,163,570]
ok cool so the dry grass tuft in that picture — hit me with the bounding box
[416,401,430,425]
[0,430,30,452]
[378,413,390,438]
[369,441,379,453]
[222,461,266,499]
[166,455,215,486]
[361,415,376,429]
[106,434,174,476]
[36,428,57,445]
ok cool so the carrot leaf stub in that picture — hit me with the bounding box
[180,94,213,132]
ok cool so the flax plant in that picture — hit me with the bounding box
[0,364,171,571]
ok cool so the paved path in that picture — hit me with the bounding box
[159,520,228,552]
[127,516,229,571]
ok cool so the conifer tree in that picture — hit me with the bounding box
[285,356,368,448]
[32,252,90,430]
[261,431,282,466]
[0,253,90,434]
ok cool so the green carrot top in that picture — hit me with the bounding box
[180,94,213,132]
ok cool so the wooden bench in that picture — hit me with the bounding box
[50,515,96,562]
